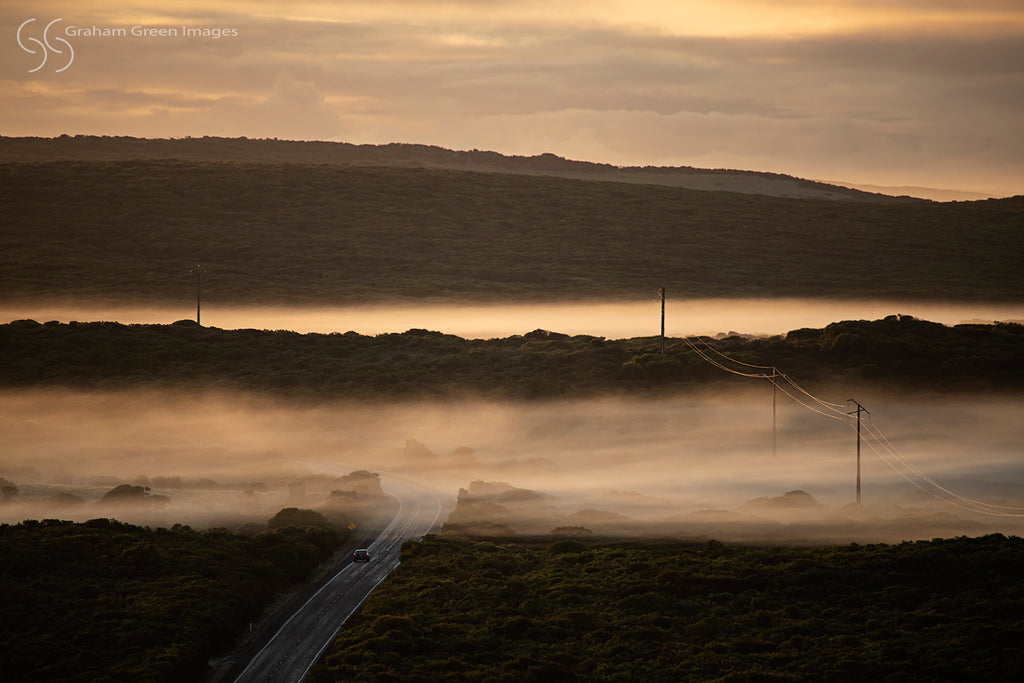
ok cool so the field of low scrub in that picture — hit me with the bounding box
[2,315,1021,398]
[310,534,1024,682]
[0,517,347,682]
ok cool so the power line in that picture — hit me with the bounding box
[860,419,1024,515]
[692,336,775,371]
[684,335,847,417]
[857,425,1024,517]
[774,372,847,412]
[680,332,1022,516]
[680,336,768,378]
[767,375,847,421]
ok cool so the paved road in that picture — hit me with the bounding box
[228,478,445,683]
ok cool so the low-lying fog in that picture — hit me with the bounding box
[2,389,1022,543]
[3,298,1024,337]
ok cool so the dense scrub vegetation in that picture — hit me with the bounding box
[310,534,1024,682]
[2,159,1022,305]
[1,316,1021,398]
[0,516,347,682]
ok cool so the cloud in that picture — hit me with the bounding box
[2,1,1023,194]
[231,73,347,140]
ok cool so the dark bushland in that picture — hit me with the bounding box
[1,316,1021,398]
[0,516,348,682]
[2,159,1022,305]
[310,534,1024,682]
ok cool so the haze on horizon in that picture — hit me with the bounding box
[3,1,1024,200]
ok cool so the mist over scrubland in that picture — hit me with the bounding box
[2,388,1021,542]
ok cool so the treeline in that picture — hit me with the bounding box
[309,534,1024,682]
[1,315,1021,398]
[0,516,346,682]
[2,160,1022,305]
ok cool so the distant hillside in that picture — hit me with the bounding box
[0,135,909,202]
[832,181,995,203]
[1,158,1021,306]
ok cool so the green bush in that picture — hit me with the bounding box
[2,317,1020,397]
[546,540,588,555]
[310,535,1024,681]
[0,516,349,682]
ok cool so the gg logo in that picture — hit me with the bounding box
[17,18,74,73]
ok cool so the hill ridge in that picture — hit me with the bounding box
[2,158,1022,305]
[0,134,913,202]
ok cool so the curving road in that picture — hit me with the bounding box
[227,477,445,683]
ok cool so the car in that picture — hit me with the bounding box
[352,548,370,562]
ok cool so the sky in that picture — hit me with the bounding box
[3,1,1024,198]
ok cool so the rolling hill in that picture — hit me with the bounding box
[1,138,1022,306]
[1,135,911,202]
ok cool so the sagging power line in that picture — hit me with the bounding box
[679,333,1024,516]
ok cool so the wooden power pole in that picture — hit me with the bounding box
[847,399,869,506]
[771,368,778,457]
[658,287,666,354]
[190,264,206,325]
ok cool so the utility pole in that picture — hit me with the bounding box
[189,264,206,325]
[770,368,778,457]
[847,399,869,506]
[658,287,666,354]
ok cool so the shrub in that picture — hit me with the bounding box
[546,540,588,555]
